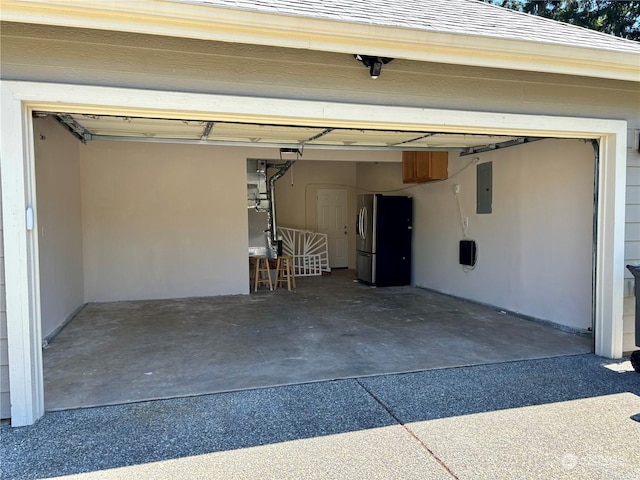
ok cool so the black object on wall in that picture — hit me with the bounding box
[459,240,477,267]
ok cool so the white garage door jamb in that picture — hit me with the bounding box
[0,81,627,426]
[0,83,44,427]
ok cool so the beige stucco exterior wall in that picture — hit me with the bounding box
[34,117,85,340]
[81,142,249,302]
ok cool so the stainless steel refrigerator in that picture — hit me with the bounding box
[356,194,412,287]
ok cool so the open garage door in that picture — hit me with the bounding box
[1,82,626,425]
[34,109,596,412]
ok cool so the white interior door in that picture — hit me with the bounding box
[317,188,349,268]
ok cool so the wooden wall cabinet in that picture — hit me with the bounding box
[402,151,448,183]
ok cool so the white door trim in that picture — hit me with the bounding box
[0,80,627,425]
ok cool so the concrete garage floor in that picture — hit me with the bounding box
[43,269,592,411]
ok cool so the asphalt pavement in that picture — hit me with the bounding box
[1,354,639,479]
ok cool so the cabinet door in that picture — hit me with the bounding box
[427,151,448,180]
[414,152,433,181]
[402,151,418,183]
[402,151,448,183]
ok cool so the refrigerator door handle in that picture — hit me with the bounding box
[362,207,369,238]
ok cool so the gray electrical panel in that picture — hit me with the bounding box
[477,162,492,214]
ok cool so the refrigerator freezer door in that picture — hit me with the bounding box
[375,195,413,287]
[356,194,375,254]
[356,251,375,285]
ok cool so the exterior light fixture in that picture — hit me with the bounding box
[354,55,394,79]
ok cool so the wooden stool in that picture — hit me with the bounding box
[275,255,296,291]
[253,255,272,291]
[248,256,257,288]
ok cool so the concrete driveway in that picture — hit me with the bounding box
[2,354,639,479]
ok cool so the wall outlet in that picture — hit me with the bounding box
[463,217,469,227]
[454,184,460,195]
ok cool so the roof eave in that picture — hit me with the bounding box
[2,0,639,82]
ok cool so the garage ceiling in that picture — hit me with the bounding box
[35,111,541,154]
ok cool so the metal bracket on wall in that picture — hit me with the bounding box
[460,137,542,156]
[200,121,215,141]
[52,114,93,144]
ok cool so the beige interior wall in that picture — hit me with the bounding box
[34,117,85,339]
[406,140,594,330]
[81,142,249,301]
[275,151,399,269]
[356,162,406,194]
[275,160,356,268]
[0,178,8,419]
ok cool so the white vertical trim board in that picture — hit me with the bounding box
[0,82,44,427]
[0,80,627,425]
[594,133,627,357]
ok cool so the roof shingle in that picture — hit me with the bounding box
[180,0,640,53]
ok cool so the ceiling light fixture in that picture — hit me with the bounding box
[354,55,394,79]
